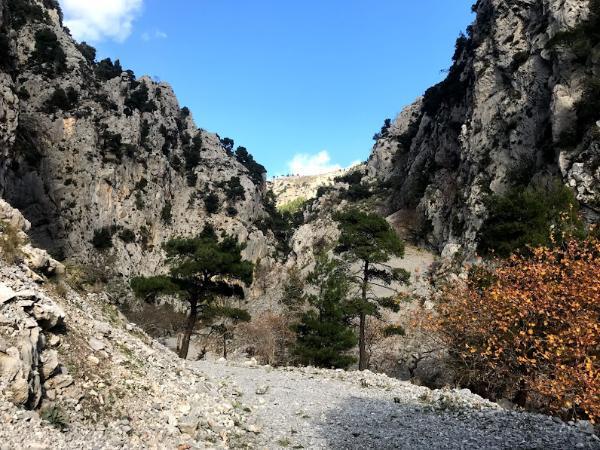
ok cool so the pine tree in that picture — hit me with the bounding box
[334,209,410,370]
[294,254,357,369]
[131,225,253,359]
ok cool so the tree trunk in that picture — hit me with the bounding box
[178,297,198,359]
[359,312,367,370]
[223,333,228,359]
[359,260,369,371]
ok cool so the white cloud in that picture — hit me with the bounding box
[60,0,144,43]
[287,151,343,176]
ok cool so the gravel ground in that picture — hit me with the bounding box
[198,359,600,450]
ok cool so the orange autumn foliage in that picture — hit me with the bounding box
[433,238,600,423]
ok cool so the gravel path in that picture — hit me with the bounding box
[197,360,600,450]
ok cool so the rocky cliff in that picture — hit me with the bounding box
[0,0,273,278]
[367,0,599,257]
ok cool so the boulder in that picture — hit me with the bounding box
[22,244,66,277]
[15,290,66,330]
[0,199,30,232]
[88,337,105,352]
[0,350,21,382]
[40,350,60,380]
[44,373,73,391]
[31,301,66,330]
[0,282,16,305]
[7,377,30,406]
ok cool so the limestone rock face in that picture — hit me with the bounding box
[0,0,274,278]
[0,283,65,408]
[366,0,599,255]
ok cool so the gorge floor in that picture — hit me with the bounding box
[196,360,600,450]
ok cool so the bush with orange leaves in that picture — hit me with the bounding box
[433,238,600,423]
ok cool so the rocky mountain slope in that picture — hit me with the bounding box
[0,200,262,448]
[1,203,598,448]
[0,0,273,278]
[367,0,599,257]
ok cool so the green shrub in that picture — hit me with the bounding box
[234,147,266,185]
[45,87,78,112]
[93,93,118,111]
[139,226,151,250]
[135,177,148,191]
[316,186,333,199]
[100,130,124,161]
[31,28,67,75]
[225,176,246,202]
[91,227,114,250]
[256,190,300,257]
[17,87,30,100]
[220,137,235,155]
[160,125,177,156]
[95,58,122,80]
[184,134,202,168]
[184,172,197,187]
[204,192,219,214]
[342,183,372,202]
[122,143,137,158]
[14,123,42,167]
[40,404,68,430]
[422,33,472,116]
[372,118,392,141]
[278,197,307,215]
[479,181,584,257]
[140,119,151,149]
[334,169,372,201]
[76,41,96,64]
[226,206,238,216]
[135,191,145,210]
[118,228,136,244]
[335,170,363,185]
[180,132,191,146]
[161,201,173,225]
[124,83,157,114]
[182,134,202,185]
[7,0,47,30]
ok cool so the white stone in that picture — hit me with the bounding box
[88,337,105,352]
[0,283,16,305]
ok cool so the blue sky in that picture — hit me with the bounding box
[60,0,475,177]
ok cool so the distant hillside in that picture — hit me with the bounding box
[269,167,356,207]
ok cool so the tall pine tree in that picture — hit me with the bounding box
[131,225,253,359]
[294,254,357,369]
[334,209,409,370]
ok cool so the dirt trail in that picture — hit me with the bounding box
[197,360,600,450]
